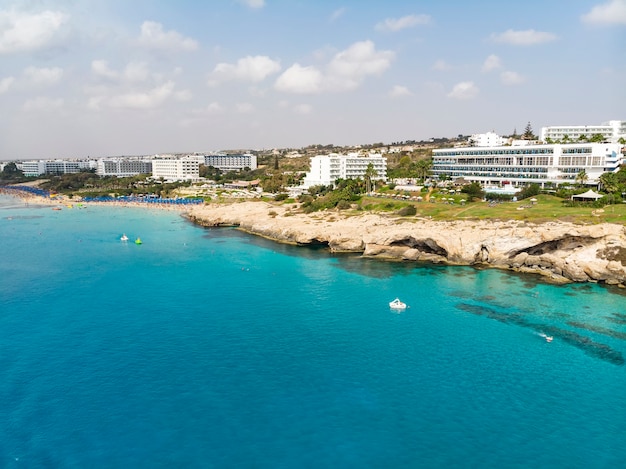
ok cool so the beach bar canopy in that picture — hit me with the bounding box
[572,190,603,201]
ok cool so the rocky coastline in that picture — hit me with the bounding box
[187,201,626,287]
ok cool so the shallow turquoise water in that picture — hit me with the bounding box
[1,195,625,468]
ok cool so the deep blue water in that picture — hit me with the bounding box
[1,194,626,468]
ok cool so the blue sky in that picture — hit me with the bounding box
[0,0,625,159]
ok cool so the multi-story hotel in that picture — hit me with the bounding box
[301,153,387,188]
[203,153,257,172]
[151,155,202,182]
[541,120,626,144]
[96,158,152,177]
[432,142,623,187]
[19,159,96,177]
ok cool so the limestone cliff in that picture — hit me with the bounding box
[187,202,626,287]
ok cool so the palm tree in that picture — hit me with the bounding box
[599,172,618,193]
[364,163,378,194]
[415,159,433,182]
[575,169,588,187]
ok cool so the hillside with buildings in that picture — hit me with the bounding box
[2,119,625,206]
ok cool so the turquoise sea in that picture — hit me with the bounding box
[1,194,626,468]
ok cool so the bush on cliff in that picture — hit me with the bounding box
[396,205,417,216]
[336,200,352,210]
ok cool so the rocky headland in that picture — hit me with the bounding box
[187,201,626,287]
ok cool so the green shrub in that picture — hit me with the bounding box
[336,200,351,210]
[516,183,540,200]
[396,205,417,216]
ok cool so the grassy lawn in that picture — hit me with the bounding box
[360,194,626,225]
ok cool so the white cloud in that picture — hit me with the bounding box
[330,8,347,22]
[0,9,67,54]
[108,81,176,109]
[23,96,64,112]
[24,66,63,86]
[389,85,412,98]
[91,60,150,83]
[326,40,395,90]
[447,81,479,100]
[209,55,281,85]
[500,71,525,85]
[236,102,254,113]
[293,104,312,114]
[206,102,223,114]
[375,14,431,32]
[206,102,223,113]
[275,64,324,94]
[275,40,394,94]
[138,21,198,52]
[91,60,118,80]
[482,54,501,72]
[189,102,223,116]
[174,89,192,101]
[123,62,150,83]
[489,29,558,45]
[581,0,626,25]
[0,76,15,94]
[87,96,104,110]
[237,0,265,9]
[432,59,451,71]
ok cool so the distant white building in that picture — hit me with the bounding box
[19,159,96,177]
[96,158,152,177]
[468,131,507,147]
[203,153,257,171]
[541,120,626,143]
[301,153,387,188]
[151,155,201,182]
[432,142,623,187]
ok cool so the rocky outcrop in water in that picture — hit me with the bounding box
[187,202,626,287]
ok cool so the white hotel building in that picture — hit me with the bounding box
[96,158,152,177]
[19,159,96,177]
[432,142,623,187]
[151,155,202,182]
[301,153,387,188]
[203,153,257,171]
[541,120,626,144]
[468,131,508,147]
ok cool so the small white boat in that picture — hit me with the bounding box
[389,298,407,310]
[120,234,129,241]
[539,332,553,343]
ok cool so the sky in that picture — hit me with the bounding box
[0,0,625,160]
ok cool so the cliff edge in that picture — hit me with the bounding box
[187,201,626,287]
